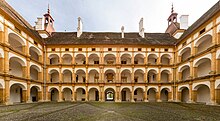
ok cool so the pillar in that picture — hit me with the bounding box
[59,67,62,83]
[210,78,216,104]
[72,86,75,101]
[131,68,134,83]
[157,68,161,82]
[58,86,63,102]
[211,49,216,74]
[22,66,27,78]
[4,78,10,105]
[0,57,4,73]
[86,68,88,83]
[26,82,31,103]
[188,82,194,103]
[157,86,161,102]
[26,58,30,79]
[131,86,134,102]
[4,47,9,74]
[144,86,148,102]
[86,86,88,101]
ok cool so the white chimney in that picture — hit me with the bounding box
[180,15,189,30]
[139,18,145,38]
[77,17,83,37]
[35,17,43,30]
[121,26,124,38]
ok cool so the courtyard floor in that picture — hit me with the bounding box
[0,102,220,121]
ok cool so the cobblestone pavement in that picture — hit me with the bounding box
[0,102,220,121]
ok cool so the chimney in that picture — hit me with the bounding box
[180,15,189,30]
[34,17,43,30]
[139,18,145,38]
[121,26,124,38]
[77,17,83,37]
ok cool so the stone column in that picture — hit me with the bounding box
[72,86,75,101]
[86,68,88,83]
[26,82,31,103]
[193,67,198,78]
[144,86,148,102]
[72,69,75,83]
[157,68,161,82]
[188,82,194,103]
[0,57,4,73]
[193,47,198,55]
[58,86,63,102]
[131,52,134,65]
[131,86,134,102]
[157,85,161,102]
[4,78,10,105]
[211,49,216,74]
[190,59,194,78]
[22,66,27,78]
[86,86,89,101]
[4,47,9,75]
[131,68,134,83]
[101,87,105,102]
[27,58,30,79]
[210,78,216,104]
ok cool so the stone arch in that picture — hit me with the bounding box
[180,65,190,81]
[147,88,157,102]
[49,69,59,83]
[195,34,212,54]
[10,83,26,103]
[62,54,72,64]
[104,54,116,65]
[161,70,170,82]
[49,54,59,65]
[88,88,99,101]
[75,69,86,83]
[75,54,86,65]
[9,57,26,77]
[121,87,131,101]
[88,53,99,64]
[63,69,72,83]
[30,86,40,102]
[30,65,40,81]
[8,33,25,52]
[121,69,131,83]
[194,84,210,104]
[148,54,158,65]
[147,69,157,83]
[62,88,72,101]
[105,88,115,101]
[179,87,189,103]
[134,69,144,83]
[161,54,171,65]
[29,46,41,61]
[134,53,144,64]
[160,88,170,102]
[179,47,191,61]
[89,69,99,83]
[76,87,86,101]
[104,69,116,83]
[121,53,132,64]
[134,87,144,102]
[194,58,211,77]
[49,88,59,101]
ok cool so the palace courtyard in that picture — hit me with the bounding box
[0,102,219,121]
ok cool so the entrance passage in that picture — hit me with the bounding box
[105,88,115,101]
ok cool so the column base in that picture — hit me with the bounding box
[186,100,195,103]
[115,100,121,102]
[144,100,149,102]
[207,101,217,105]
[157,99,162,102]
[26,100,32,103]
[4,101,13,105]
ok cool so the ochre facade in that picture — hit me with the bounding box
[0,0,220,105]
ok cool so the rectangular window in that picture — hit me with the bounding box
[124,48,128,51]
[121,61,127,64]
[94,61,99,64]
[199,28,205,35]
[78,48,82,51]
[164,48,168,52]
[34,41,38,45]
[134,61,138,64]
[92,48,96,51]
[65,48,69,51]
[138,48,142,51]
[151,48,155,51]
[108,48,112,51]
[182,42,186,46]
[52,48,55,51]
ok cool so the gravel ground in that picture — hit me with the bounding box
[0,102,220,121]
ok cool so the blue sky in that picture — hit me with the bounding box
[6,0,219,32]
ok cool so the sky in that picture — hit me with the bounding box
[6,0,219,33]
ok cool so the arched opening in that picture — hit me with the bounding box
[195,58,211,77]
[180,87,189,102]
[134,88,144,102]
[148,54,157,65]
[161,54,171,65]
[196,35,212,54]
[63,70,72,83]
[121,70,131,83]
[50,88,59,101]
[105,88,115,101]
[30,86,39,102]
[88,54,99,64]
[8,33,25,52]
[63,88,72,101]
[49,70,59,83]
[134,54,144,64]
[147,69,157,83]
[62,54,72,64]
[161,70,170,83]
[0,84,3,103]
[216,84,220,104]
[89,88,99,101]
[105,69,115,83]
[104,54,116,65]
[30,65,40,81]
[161,88,169,102]
[89,70,99,83]
[49,54,59,65]
[121,54,131,64]
[195,85,210,104]
[9,57,25,77]
[75,70,86,83]
[75,54,86,65]
[29,46,40,61]
[180,65,190,81]
[10,84,25,103]
[147,88,156,102]
[134,69,144,83]
[180,47,191,62]
[121,88,131,101]
[76,88,86,101]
